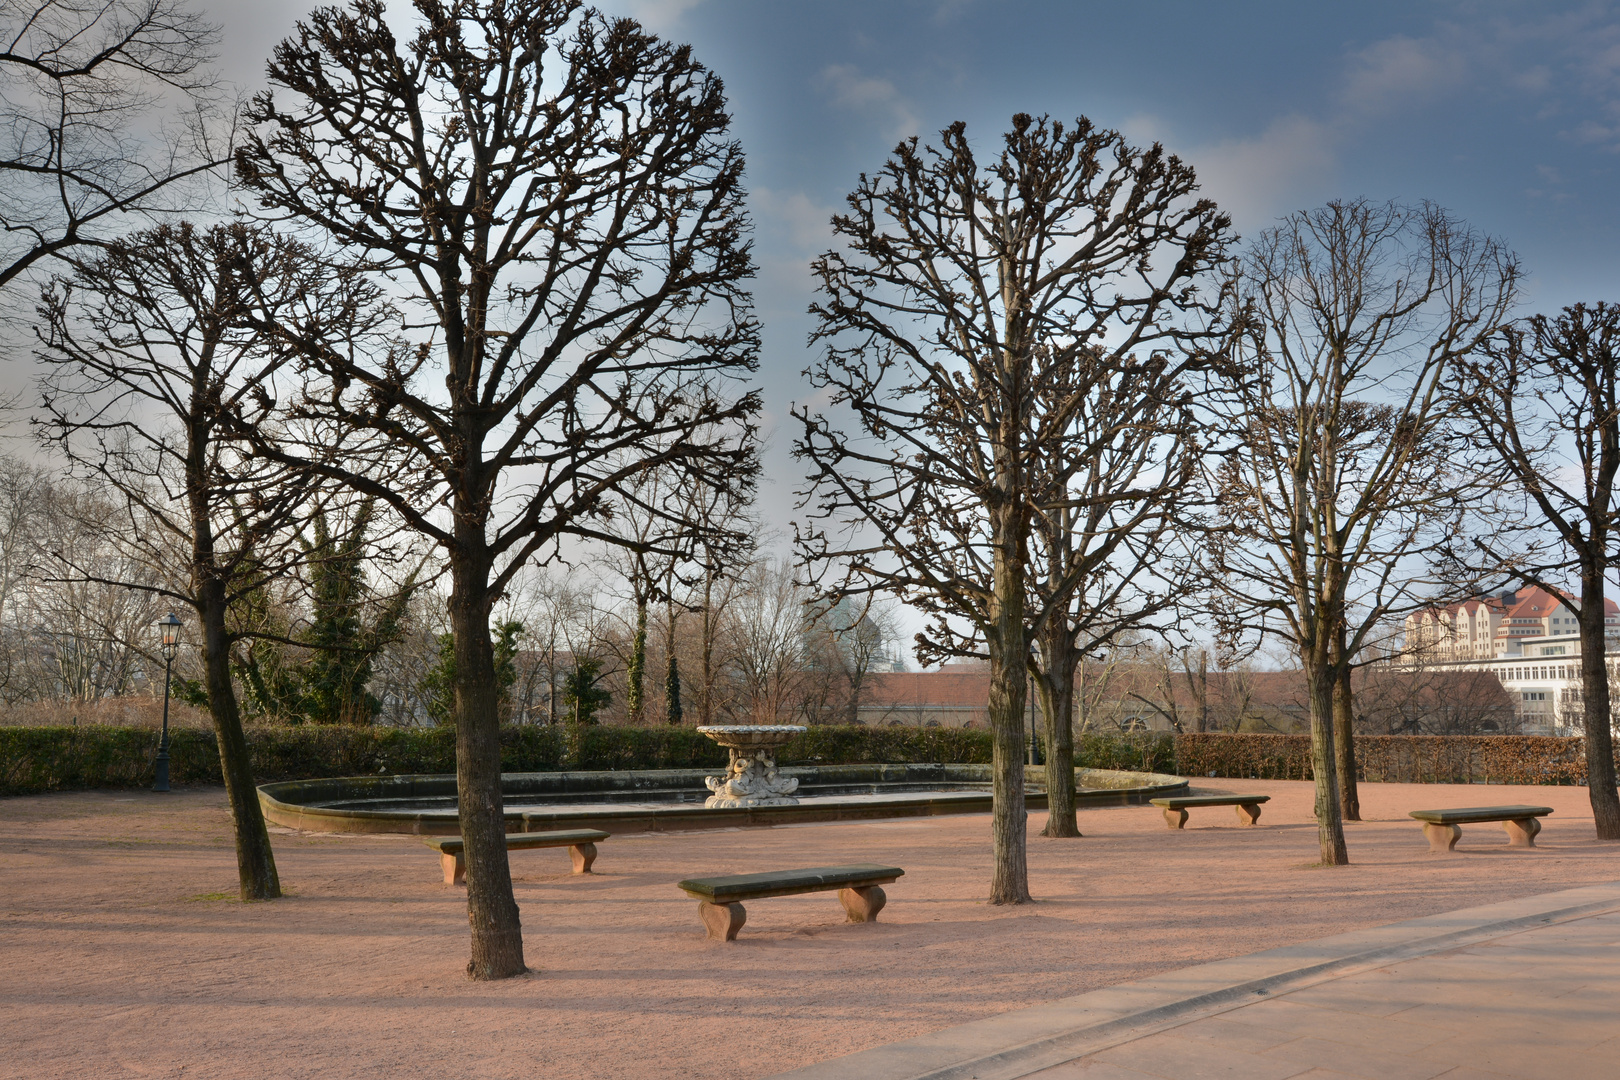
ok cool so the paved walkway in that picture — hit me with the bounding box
[773,882,1620,1080]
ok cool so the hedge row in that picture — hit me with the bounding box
[0,724,1180,797]
[1174,733,1592,786]
[0,725,731,795]
[2,725,1588,797]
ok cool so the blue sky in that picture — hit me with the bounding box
[202,0,1620,536]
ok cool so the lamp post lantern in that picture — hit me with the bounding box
[153,612,182,793]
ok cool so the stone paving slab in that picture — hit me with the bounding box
[767,881,1620,1080]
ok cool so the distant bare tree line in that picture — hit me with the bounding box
[0,459,904,734]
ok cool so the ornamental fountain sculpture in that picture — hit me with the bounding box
[697,725,807,807]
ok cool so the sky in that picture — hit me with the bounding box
[189,0,1620,540]
[14,0,1615,662]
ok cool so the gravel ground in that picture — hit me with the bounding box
[3,778,1618,1080]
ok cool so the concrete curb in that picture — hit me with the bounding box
[766,879,1620,1080]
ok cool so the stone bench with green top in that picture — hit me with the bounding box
[1408,806,1553,853]
[1150,793,1270,829]
[422,828,610,884]
[676,863,904,941]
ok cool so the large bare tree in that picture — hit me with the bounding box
[0,0,224,289]
[234,0,759,978]
[1452,303,1620,839]
[1211,200,1518,865]
[35,220,377,899]
[796,114,1232,903]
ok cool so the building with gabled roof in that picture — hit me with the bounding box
[1400,586,1620,734]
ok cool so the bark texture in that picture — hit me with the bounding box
[1333,658,1361,822]
[1034,625,1080,838]
[198,575,280,901]
[987,644,1031,903]
[450,583,524,979]
[1579,570,1620,839]
[1306,651,1349,865]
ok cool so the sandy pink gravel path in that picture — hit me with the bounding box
[2,778,1618,1080]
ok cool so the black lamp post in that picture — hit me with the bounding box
[153,612,182,793]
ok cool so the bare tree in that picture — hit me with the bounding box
[725,559,811,724]
[498,568,588,725]
[1452,303,1620,839]
[796,114,1232,903]
[34,220,378,900]
[1211,200,1518,864]
[1025,359,1204,836]
[234,0,759,978]
[0,0,225,290]
[30,480,164,699]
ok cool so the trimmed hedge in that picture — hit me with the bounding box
[4,725,1588,796]
[1175,733,1592,786]
[0,723,1182,797]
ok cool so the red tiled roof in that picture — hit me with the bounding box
[863,671,990,709]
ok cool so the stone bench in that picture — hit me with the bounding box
[676,863,904,941]
[422,829,610,884]
[1151,794,1270,829]
[1408,806,1553,853]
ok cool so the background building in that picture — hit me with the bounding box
[1401,587,1620,734]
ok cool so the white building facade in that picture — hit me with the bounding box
[1402,586,1620,735]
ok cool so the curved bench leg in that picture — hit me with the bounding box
[1424,822,1462,853]
[699,900,746,941]
[1235,802,1262,826]
[569,842,597,874]
[1163,808,1189,830]
[1503,817,1541,848]
[442,852,465,885]
[840,885,886,923]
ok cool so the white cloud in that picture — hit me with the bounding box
[1188,115,1338,233]
[816,63,920,141]
[1340,34,1467,118]
[618,0,705,32]
[751,187,837,252]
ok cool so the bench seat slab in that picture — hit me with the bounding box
[1154,798,1265,830]
[1412,808,1548,853]
[1407,806,1553,826]
[678,864,904,904]
[423,828,610,855]
[430,829,610,884]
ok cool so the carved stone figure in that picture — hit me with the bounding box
[697,726,806,808]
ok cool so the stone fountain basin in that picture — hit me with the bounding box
[696,725,806,749]
[256,763,1189,835]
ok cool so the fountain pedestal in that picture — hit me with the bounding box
[697,725,807,808]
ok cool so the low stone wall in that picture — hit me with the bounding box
[256,764,1189,835]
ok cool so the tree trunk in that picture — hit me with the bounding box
[1332,634,1360,822]
[1305,646,1349,865]
[448,570,525,980]
[987,486,1032,902]
[699,573,713,726]
[1579,566,1620,839]
[987,644,1031,903]
[1034,626,1080,838]
[196,574,281,901]
[665,598,683,725]
[626,598,647,724]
